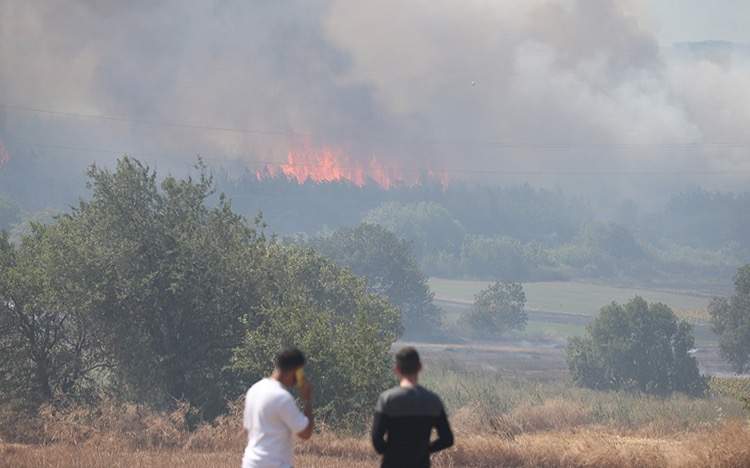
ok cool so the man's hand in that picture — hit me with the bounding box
[297,380,314,440]
[300,379,313,403]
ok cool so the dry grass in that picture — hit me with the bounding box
[2,370,749,467]
[3,423,750,468]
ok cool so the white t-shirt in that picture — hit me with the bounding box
[242,378,309,468]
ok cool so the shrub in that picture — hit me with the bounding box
[461,281,527,337]
[566,296,707,396]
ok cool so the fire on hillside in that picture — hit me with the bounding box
[255,148,448,189]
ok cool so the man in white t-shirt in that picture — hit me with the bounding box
[242,348,314,468]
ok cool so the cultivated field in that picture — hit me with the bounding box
[424,278,731,375]
[429,278,713,321]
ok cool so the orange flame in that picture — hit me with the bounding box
[256,148,447,189]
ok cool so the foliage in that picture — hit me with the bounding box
[459,236,531,280]
[311,223,439,334]
[231,245,399,422]
[1,157,401,425]
[710,377,750,412]
[363,201,465,258]
[566,296,707,396]
[461,281,527,337]
[53,158,268,417]
[8,208,62,244]
[0,227,103,408]
[709,265,750,373]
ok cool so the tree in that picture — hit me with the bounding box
[709,265,750,373]
[462,281,527,336]
[567,296,706,396]
[0,226,103,408]
[61,157,267,417]
[231,245,400,421]
[312,223,440,335]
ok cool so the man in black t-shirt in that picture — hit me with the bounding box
[371,347,454,468]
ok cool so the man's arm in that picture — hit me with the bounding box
[428,410,454,453]
[296,380,314,440]
[371,411,388,454]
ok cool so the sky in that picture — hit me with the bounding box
[0,0,749,207]
[644,0,750,44]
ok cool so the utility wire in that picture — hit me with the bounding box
[2,103,750,149]
[13,140,750,176]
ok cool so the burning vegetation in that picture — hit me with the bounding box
[256,148,448,189]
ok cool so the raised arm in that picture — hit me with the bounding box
[279,381,314,441]
[297,380,314,440]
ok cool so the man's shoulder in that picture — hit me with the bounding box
[247,378,292,402]
[376,385,444,415]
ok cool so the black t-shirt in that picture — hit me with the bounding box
[371,385,454,468]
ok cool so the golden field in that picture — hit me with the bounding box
[2,371,749,468]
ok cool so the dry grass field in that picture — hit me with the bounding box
[3,422,750,467]
[2,372,749,468]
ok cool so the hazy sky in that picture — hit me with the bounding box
[644,0,750,44]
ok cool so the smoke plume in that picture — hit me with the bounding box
[0,0,748,204]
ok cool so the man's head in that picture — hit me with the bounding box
[274,348,306,388]
[395,346,422,378]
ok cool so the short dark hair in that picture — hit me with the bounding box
[274,348,306,372]
[395,347,421,375]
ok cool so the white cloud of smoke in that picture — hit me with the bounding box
[0,0,748,201]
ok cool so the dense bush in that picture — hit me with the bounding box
[461,281,527,337]
[566,297,706,396]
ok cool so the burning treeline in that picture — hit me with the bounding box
[256,148,449,189]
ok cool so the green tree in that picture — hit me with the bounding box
[709,265,750,373]
[312,223,440,334]
[462,281,527,336]
[64,157,266,417]
[0,226,103,407]
[567,296,706,396]
[231,245,400,421]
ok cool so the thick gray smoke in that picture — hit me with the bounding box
[0,0,748,204]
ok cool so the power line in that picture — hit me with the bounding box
[3,103,750,149]
[14,140,750,176]
[0,103,308,138]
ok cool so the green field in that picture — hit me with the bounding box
[430,278,712,321]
